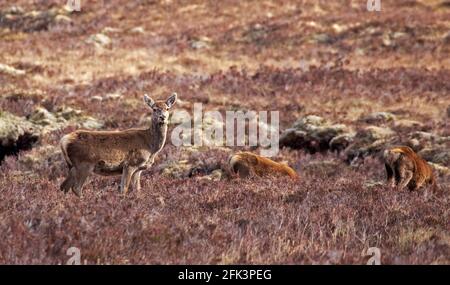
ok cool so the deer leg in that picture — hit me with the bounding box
[131,170,142,192]
[72,163,93,197]
[410,176,425,191]
[385,163,395,188]
[60,167,77,193]
[398,170,413,191]
[120,166,136,195]
[234,163,251,178]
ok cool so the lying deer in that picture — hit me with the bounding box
[60,93,177,196]
[228,151,299,180]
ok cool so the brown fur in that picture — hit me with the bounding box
[60,93,177,196]
[383,146,437,191]
[228,152,299,180]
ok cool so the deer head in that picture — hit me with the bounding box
[144,92,177,125]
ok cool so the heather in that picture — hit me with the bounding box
[0,0,449,264]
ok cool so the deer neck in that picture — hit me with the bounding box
[148,119,168,153]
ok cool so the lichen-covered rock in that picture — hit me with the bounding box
[1,106,103,162]
[0,6,71,32]
[167,109,225,147]
[160,160,193,178]
[280,115,352,153]
[87,33,112,48]
[359,126,396,141]
[330,133,356,152]
[393,119,425,131]
[419,148,450,167]
[28,106,60,126]
[130,26,145,34]
[29,106,104,132]
[344,126,396,163]
[0,63,26,76]
[428,162,450,176]
[360,112,396,124]
[197,169,223,181]
[0,111,40,161]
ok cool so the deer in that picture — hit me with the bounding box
[59,92,177,196]
[228,151,299,180]
[383,146,437,191]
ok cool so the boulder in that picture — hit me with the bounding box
[0,6,70,32]
[1,106,103,162]
[29,106,104,132]
[393,119,425,132]
[344,126,396,163]
[279,115,352,153]
[428,162,450,176]
[130,26,145,34]
[87,33,112,48]
[160,160,193,178]
[0,111,40,161]
[0,63,26,76]
[330,133,356,152]
[360,112,396,124]
[418,148,450,167]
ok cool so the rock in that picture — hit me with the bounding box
[312,33,334,44]
[329,133,356,152]
[197,169,223,181]
[0,63,26,76]
[410,131,438,141]
[344,126,396,163]
[58,107,82,120]
[359,126,396,141]
[28,106,59,126]
[87,33,112,47]
[280,115,352,153]
[393,119,425,131]
[0,7,63,32]
[418,148,450,166]
[191,40,209,50]
[79,117,104,130]
[54,14,72,24]
[405,138,422,152]
[0,106,103,162]
[168,109,225,147]
[161,160,193,178]
[104,93,122,100]
[428,162,450,176]
[360,112,396,124]
[102,27,122,34]
[29,106,103,132]
[90,95,103,102]
[4,6,25,15]
[364,181,384,189]
[130,26,145,34]
[0,111,40,161]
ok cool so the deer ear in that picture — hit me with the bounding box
[144,94,155,108]
[165,92,177,109]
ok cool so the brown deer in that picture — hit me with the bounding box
[60,93,177,196]
[228,151,299,180]
[383,146,437,191]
